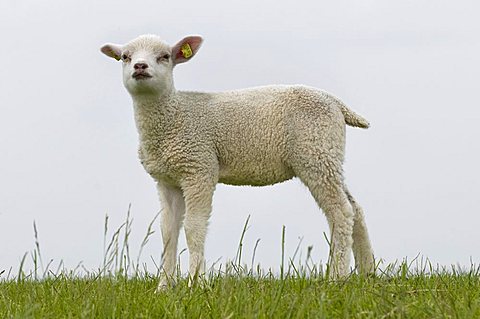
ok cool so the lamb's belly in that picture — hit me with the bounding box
[218,161,294,186]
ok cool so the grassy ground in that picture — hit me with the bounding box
[1,215,479,318]
[1,266,480,318]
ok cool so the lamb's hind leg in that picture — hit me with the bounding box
[298,166,355,279]
[344,187,374,275]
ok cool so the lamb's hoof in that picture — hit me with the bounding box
[155,283,169,293]
[326,266,351,281]
[357,266,376,278]
[187,274,209,289]
[329,273,350,282]
[155,277,175,293]
[187,275,196,288]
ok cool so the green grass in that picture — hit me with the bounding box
[1,266,480,318]
[1,213,479,318]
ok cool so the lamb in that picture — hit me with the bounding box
[100,34,374,289]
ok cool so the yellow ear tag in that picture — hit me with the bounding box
[181,43,193,59]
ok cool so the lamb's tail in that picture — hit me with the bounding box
[338,103,370,129]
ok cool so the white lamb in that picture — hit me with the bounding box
[100,34,374,289]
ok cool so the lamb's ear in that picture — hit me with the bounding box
[171,36,203,65]
[100,43,123,61]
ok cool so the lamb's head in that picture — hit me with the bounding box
[101,35,203,98]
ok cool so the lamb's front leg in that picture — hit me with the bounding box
[156,182,185,291]
[182,178,216,285]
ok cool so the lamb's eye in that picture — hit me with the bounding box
[121,53,130,62]
[157,54,170,62]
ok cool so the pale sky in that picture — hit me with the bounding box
[1,0,479,275]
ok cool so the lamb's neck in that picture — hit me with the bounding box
[132,93,178,142]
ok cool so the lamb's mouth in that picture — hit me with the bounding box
[132,72,153,80]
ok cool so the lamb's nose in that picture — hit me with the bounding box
[134,62,149,70]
